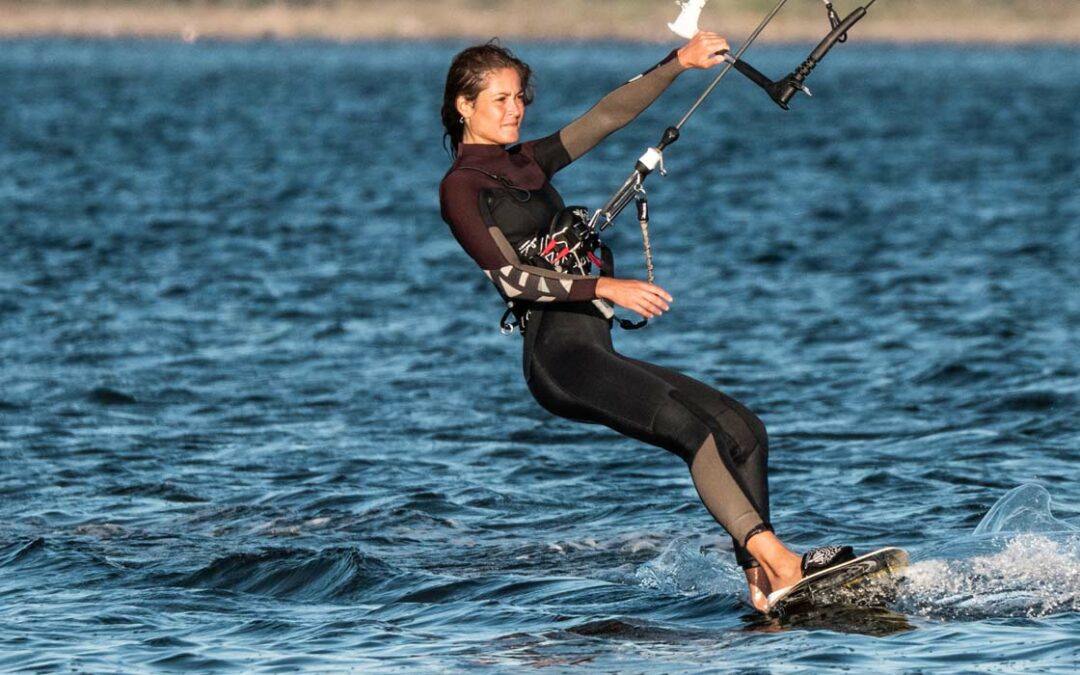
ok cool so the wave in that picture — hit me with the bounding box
[634,535,744,598]
[0,537,128,591]
[971,484,1078,537]
[0,537,47,568]
[182,547,396,602]
[82,387,139,405]
[897,484,1079,619]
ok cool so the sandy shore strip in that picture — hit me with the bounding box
[1,1,1078,43]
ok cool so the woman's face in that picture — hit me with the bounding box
[457,68,526,146]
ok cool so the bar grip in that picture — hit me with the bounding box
[772,6,867,108]
[730,58,775,92]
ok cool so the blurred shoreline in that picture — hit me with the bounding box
[1,1,1078,44]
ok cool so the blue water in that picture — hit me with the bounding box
[1,39,1078,672]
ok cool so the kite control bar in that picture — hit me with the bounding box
[726,5,867,110]
[590,0,875,231]
[669,0,871,111]
[582,0,878,329]
[589,0,793,232]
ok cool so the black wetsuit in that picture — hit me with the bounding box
[440,52,771,566]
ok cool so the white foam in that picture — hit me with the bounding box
[899,532,1080,618]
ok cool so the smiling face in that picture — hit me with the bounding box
[456,68,526,146]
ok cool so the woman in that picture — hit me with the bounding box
[438,36,852,612]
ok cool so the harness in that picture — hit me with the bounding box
[455,164,652,334]
[512,202,652,333]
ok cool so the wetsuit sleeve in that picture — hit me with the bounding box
[531,51,685,176]
[440,172,598,303]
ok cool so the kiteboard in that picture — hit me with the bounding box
[766,547,909,616]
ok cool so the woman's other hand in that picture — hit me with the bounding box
[677,31,731,69]
[595,277,673,319]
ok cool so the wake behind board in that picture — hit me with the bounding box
[766,547,909,616]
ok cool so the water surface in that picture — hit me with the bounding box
[1,39,1078,672]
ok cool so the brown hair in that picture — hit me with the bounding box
[441,40,534,158]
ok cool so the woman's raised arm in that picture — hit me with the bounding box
[557,31,730,163]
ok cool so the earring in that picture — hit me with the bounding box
[459,116,465,124]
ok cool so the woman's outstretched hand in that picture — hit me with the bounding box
[595,277,673,319]
[677,31,731,69]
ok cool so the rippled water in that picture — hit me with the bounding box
[1,39,1078,672]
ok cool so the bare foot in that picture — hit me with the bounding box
[745,530,803,599]
[744,566,771,612]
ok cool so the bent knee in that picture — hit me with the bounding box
[744,412,768,453]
